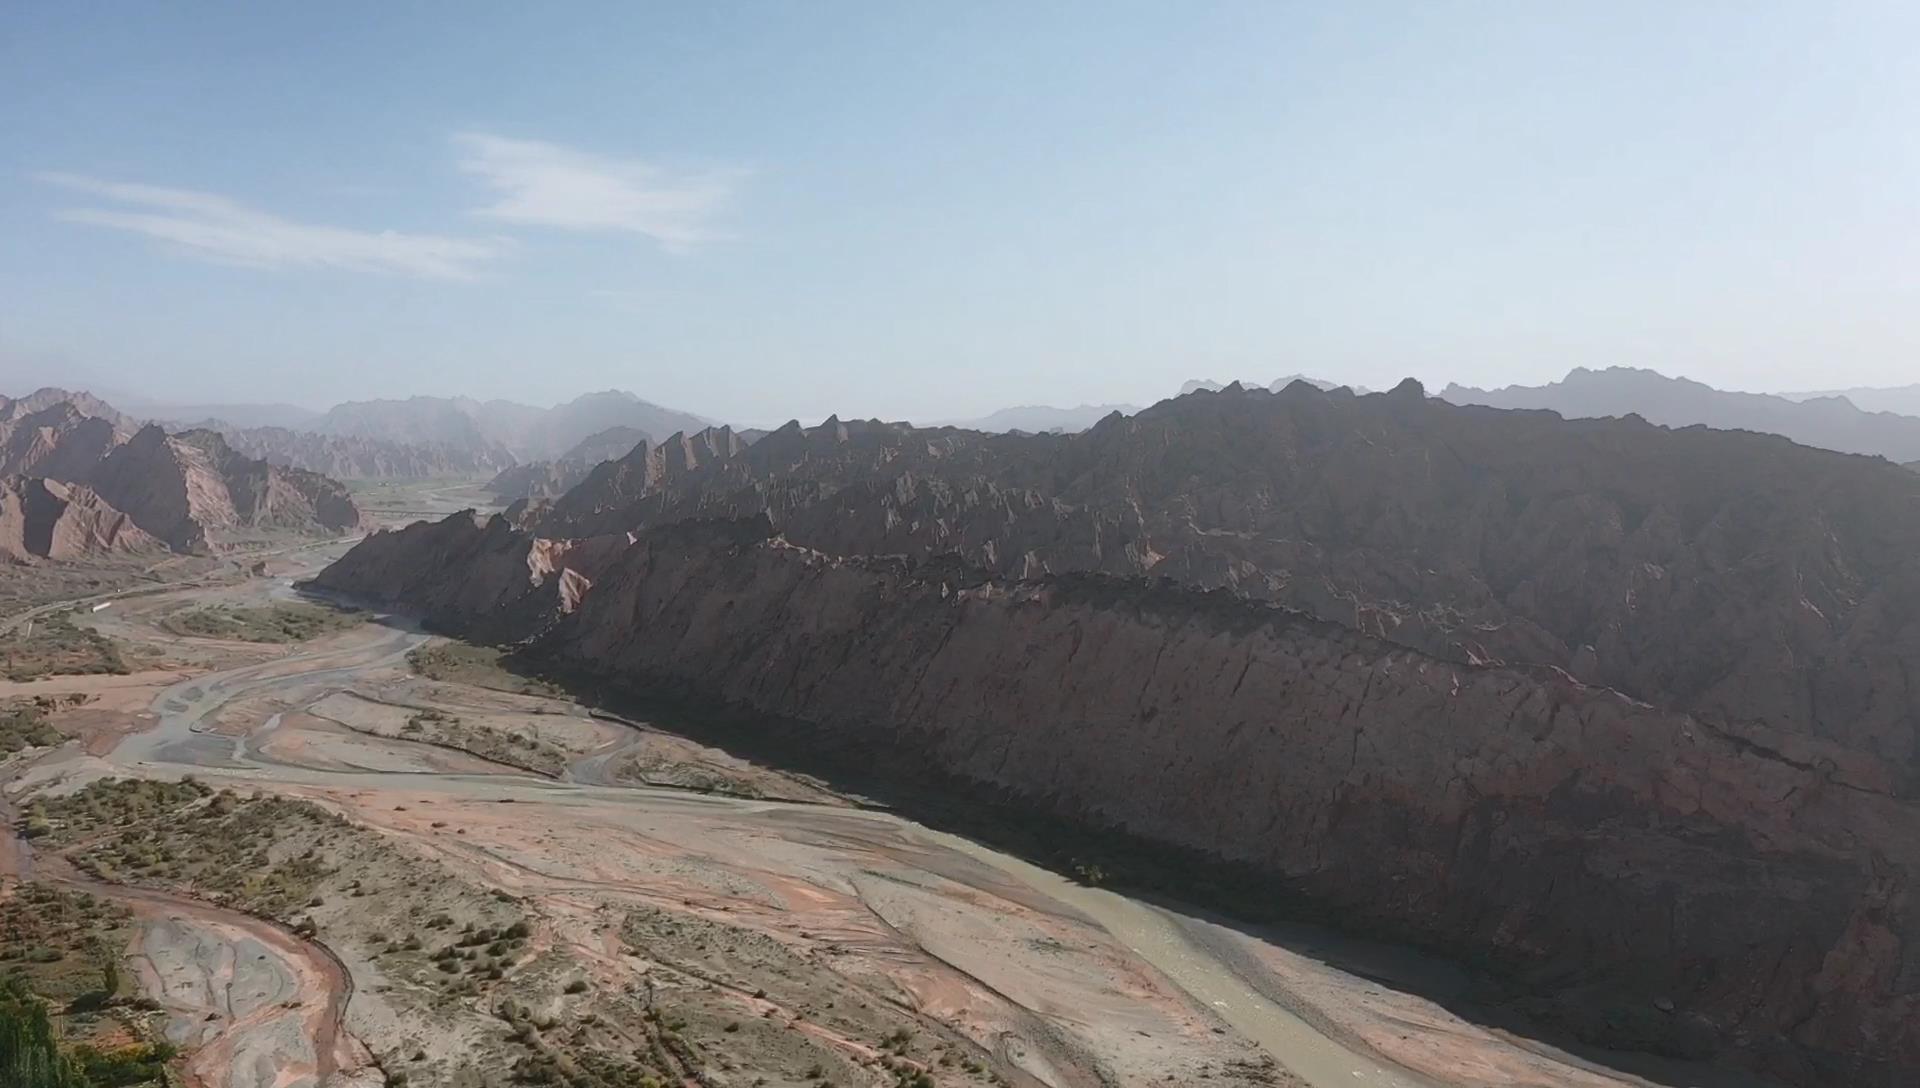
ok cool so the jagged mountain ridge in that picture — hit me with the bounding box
[510,380,1920,778]
[936,403,1139,434]
[0,387,138,432]
[318,381,1920,1084]
[0,401,127,483]
[87,426,363,553]
[485,426,650,502]
[0,476,158,562]
[1442,366,1920,462]
[1783,382,1920,418]
[0,391,365,556]
[1182,374,1372,396]
[318,504,1920,1087]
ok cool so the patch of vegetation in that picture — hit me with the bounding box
[167,600,366,643]
[408,642,565,698]
[399,710,568,777]
[0,613,129,682]
[52,783,350,920]
[23,778,210,845]
[0,884,132,1008]
[0,977,88,1088]
[0,701,63,756]
[497,997,674,1088]
[0,887,172,1088]
[614,752,766,800]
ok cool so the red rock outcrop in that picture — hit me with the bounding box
[89,426,363,553]
[0,476,158,562]
[0,401,126,482]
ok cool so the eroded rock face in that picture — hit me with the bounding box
[0,402,127,482]
[0,476,158,562]
[518,384,1920,796]
[318,512,1920,1085]
[484,426,651,502]
[0,391,367,557]
[313,510,628,640]
[316,384,1920,1085]
[89,426,363,553]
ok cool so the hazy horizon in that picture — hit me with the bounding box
[5,3,1918,423]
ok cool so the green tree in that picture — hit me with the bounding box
[0,976,90,1088]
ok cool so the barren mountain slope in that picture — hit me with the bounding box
[485,424,648,501]
[317,505,1920,1088]
[89,425,363,552]
[511,381,1920,781]
[313,382,1920,1085]
[0,401,125,481]
[0,475,158,561]
[0,386,138,431]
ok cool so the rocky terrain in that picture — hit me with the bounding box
[0,399,127,481]
[0,391,367,562]
[86,426,363,552]
[0,477,158,562]
[0,387,138,432]
[1443,366,1920,462]
[316,381,1920,1087]
[484,424,648,501]
[214,424,516,480]
[502,381,1920,777]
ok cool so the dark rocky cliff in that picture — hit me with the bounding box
[316,512,1920,1086]
[315,384,1920,1086]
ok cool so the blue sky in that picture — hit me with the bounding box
[3,2,1916,424]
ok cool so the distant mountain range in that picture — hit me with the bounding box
[110,392,325,431]
[485,425,652,502]
[0,388,362,559]
[1441,366,1920,464]
[77,368,1920,477]
[309,390,712,462]
[96,389,715,480]
[1781,383,1920,417]
[937,404,1137,434]
[937,377,1368,435]
[1181,374,1373,396]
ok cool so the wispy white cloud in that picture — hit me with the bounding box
[455,133,743,253]
[36,172,503,279]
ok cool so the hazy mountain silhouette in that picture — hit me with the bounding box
[1442,366,1920,462]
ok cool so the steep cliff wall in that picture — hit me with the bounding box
[89,426,363,552]
[317,513,1920,1086]
[0,477,158,562]
[503,383,1920,797]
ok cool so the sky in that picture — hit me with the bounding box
[2,2,1917,425]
